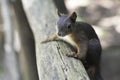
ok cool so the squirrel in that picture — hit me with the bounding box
[41,11,103,80]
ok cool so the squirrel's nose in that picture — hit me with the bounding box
[58,32,62,36]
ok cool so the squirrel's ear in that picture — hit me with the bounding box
[57,10,62,17]
[70,12,77,22]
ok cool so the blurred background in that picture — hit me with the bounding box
[0,0,120,80]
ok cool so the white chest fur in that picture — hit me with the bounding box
[59,34,77,48]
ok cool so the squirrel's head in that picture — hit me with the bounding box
[57,11,77,37]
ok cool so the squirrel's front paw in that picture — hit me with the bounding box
[41,40,47,43]
[66,52,86,60]
[41,39,51,43]
[66,52,80,59]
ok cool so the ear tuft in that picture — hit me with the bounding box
[70,12,77,22]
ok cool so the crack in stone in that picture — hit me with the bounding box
[56,43,68,80]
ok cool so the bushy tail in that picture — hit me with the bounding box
[93,70,103,80]
[87,65,103,80]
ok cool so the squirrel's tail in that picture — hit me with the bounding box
[93,70,103,80]
[93,66,103,80]
[87,65,103,80]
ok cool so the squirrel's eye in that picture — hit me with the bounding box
[67,25,71,29]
